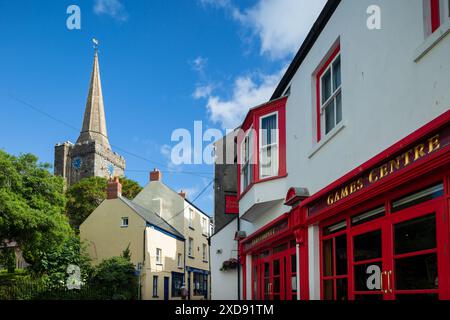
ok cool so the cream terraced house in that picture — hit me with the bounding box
[80,171,212,300]
[133,169,212,300]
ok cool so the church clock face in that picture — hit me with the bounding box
[107,163,115,177]
[72,157,83,170]
[103,159,115,178]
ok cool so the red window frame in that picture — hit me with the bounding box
[430,0,441,33]
[237,97,287,197]
[250,239,297,300]
[318,175,450,300]
[315,44,341,142]
[320,221,349,300]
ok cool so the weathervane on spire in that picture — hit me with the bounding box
[92,38,99,53]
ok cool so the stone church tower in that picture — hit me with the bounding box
[54,50,125,187]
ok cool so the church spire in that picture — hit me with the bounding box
[76,44,111,149]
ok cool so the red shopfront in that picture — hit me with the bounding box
[240,213,302,300]
[294,110,450,300]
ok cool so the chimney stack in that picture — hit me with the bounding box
[107,176,122,199]
[150,168,162,182]
[179,190,186,199]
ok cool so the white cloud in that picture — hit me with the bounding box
[94,0,129,22]
[191,56,208,73]
[200,0,326,60]
[238,0,327,59]
[193,85,213,99]
[194,67,286,129]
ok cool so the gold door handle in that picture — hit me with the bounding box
[388,271,393,293]
[380,271,386,293]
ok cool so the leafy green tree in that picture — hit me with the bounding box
[120,178,143,199]
[65,176,142,229]
[122,244,132,261]
[0,150,73,269]
[91,254,137,300]
[29,235,93,289]
[0,248,16,273]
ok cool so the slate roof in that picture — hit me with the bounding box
[119,196,184,240]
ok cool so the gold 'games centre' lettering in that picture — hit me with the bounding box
[326,134,440,206]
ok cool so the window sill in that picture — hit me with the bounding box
[188,256,195,259]
[202,260,208,263]
[202,233,209,238]
[189,226,195,231]
[156,263,163,266]
[308,121,346,159]
[152,296,159,298]
[178,267,184,270]
[414,19,450,62]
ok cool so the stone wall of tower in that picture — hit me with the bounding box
[54,142,73,183]
[92,143,125,179]
[55,141,126,187]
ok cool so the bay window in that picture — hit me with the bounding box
[318,48,342,139]
[260,113,278,179]
[238,96,287,195]
[240,129,254,191]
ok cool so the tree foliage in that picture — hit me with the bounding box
[91,250,137,300]
[29,235,92,289]
[0,150,73,268]
[65,176,142,228]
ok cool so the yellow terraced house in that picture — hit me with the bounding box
[80,170,212,300]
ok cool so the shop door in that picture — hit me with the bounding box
[349,199,447,300]
[349,220,388,300]
[261,256,286,300]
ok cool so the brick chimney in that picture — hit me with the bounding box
[179,190,186,199]
[150,168,162,182]
[107,176,122,199]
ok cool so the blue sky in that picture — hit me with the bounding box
[0,0,325,215]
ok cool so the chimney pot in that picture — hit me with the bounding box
[179,190,186,199]
[107,177,122,199]
[150,168,162,182]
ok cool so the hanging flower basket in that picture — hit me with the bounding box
[220,258,238,271]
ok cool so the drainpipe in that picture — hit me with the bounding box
[139,228,146,300]
[184,239,187,300]
[237,215,241,300]
[208,234,211,300]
